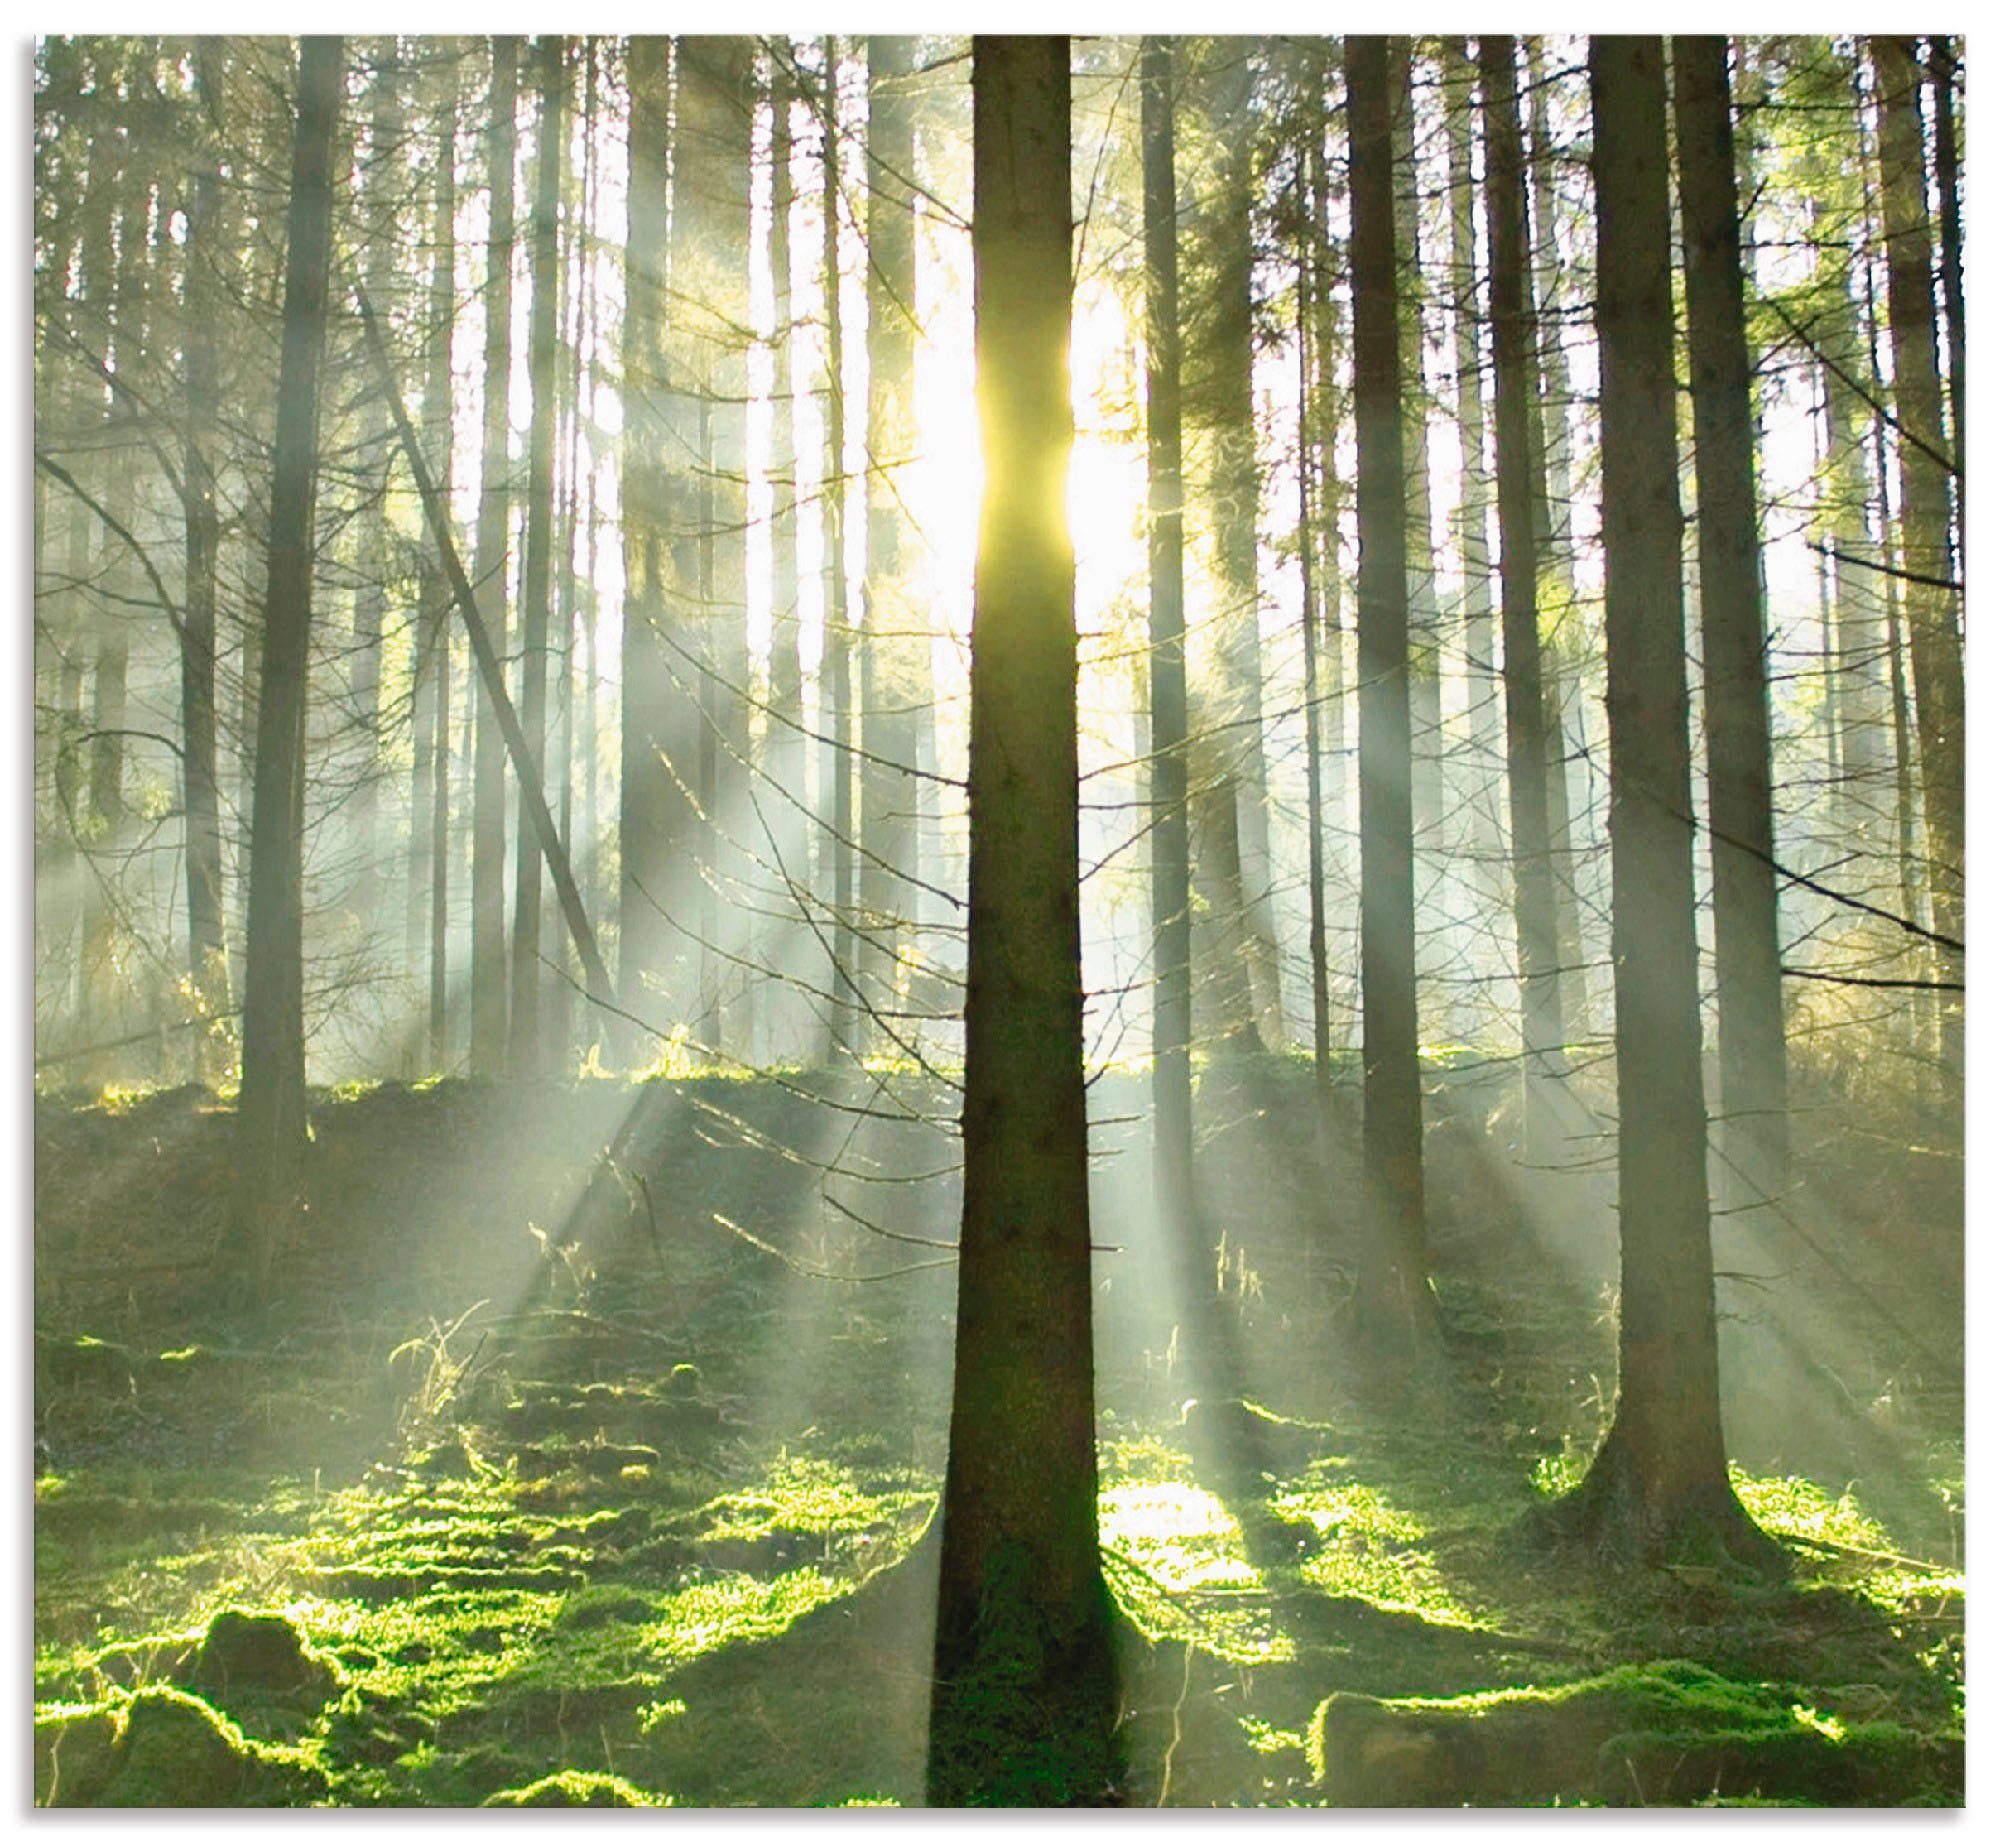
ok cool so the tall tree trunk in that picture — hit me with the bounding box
[349,40,400,936]
[1443,40,1501,906]
[766,48,807,1063]
[1479,35,1564,1183]
[1869,36,1964,1057]
[471,35,518,1074]
[233,33,344,1303]
[1523,38,1588,1024]
[618,35,672,1056]
[1296,211,1332,1149]
[423,74,459,1069]
[820,37,857,1062]
[180,77,229,1078]
[1814,196,1888,848]
[1345,35,1439,1362]
[1673,36,1788,1207]
[1200,46,1283,1046]
[507,35,566,1075]
[1926,38,1964,487]
[1389,38,1443,855]
[1559,36,1767,1563]
[1141,35,1195,1263]
[929,38,1117,1806]
[858,35,926,1046]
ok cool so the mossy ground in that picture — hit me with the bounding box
[34,1059,1962,1805]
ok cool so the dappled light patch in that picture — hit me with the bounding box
[1102,1477,1290,1666]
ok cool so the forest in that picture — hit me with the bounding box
[31,31,1965,1808]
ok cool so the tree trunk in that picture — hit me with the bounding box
[472,35,518,1074]
[507,35,566,1075]
[233,33,344,1303]
[859,34,927,1045]
[1523,38,1588,1027]
[1141,35,1196,1261]
[1479,35,1564,1181]
[180,113,229,1077]
[1869,36,1964,1058]
[820,37,858,1063]
[929,35,1118,1808]
[1673,36,1788,1208]
[1389,39,1443,854]
[1559,36,1767,1564]
[1345,35,1438,1362]
[1197,45,1283,1048]
[1443,40,1502,911]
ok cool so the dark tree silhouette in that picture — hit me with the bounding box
[928,34,1119,1808]
[233,34,344,1303]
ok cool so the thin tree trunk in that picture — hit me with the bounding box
[821,37,857,1062]
[507,35,566,1076]
[1673,36,1788,1206]
[1869,36,1964,1058]
[471,35,517,1074]
[1479,35,1564,1181]
[349,40,400,938]
[858,35,925,1044]
[929,37,1118,1806]
[1524,38,1587,1024]
[1443,40,1501,903]
[1345,35,1438,1362]
[619,35,671,1056]
[233,34,344,1303]
[1141,35,1195,1258]
[180,98,229,1076]
[1390,38,1443,853]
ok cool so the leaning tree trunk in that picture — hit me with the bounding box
[1673,36,1788,1210]
[1345,34,1439,1364]
[233,33,344,1305]
[1557,35,1770,1566]
[929,34,1119,1809]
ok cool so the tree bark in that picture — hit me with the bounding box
[1869,36,1964,1051]
[929,35,1118,1808]
[1479,35,1564,1179]
[1346,35,1438,1361]
[1560,36,1767,1563]
[472,35,518,1074]
[859,34,927,1044]
[234,33,344,1303]
[1141,35,1195,1261]
[1673,36,1788,1206]
[507,35,566,1075]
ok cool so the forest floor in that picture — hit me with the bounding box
[32,1051,1964,1806]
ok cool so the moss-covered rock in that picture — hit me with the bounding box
[1309,1661,1961,1807]
[34,1706,120,1806]
[192,1609,337,1703]
[93,1688,329,1806]
[482,1769,661,1806]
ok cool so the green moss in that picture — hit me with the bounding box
[1308,1661,1961,1807]
[192,1609,338,1703]
[92,1688,329,1806]
[482,1769,667,1806]
[34,1705,120,1806]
